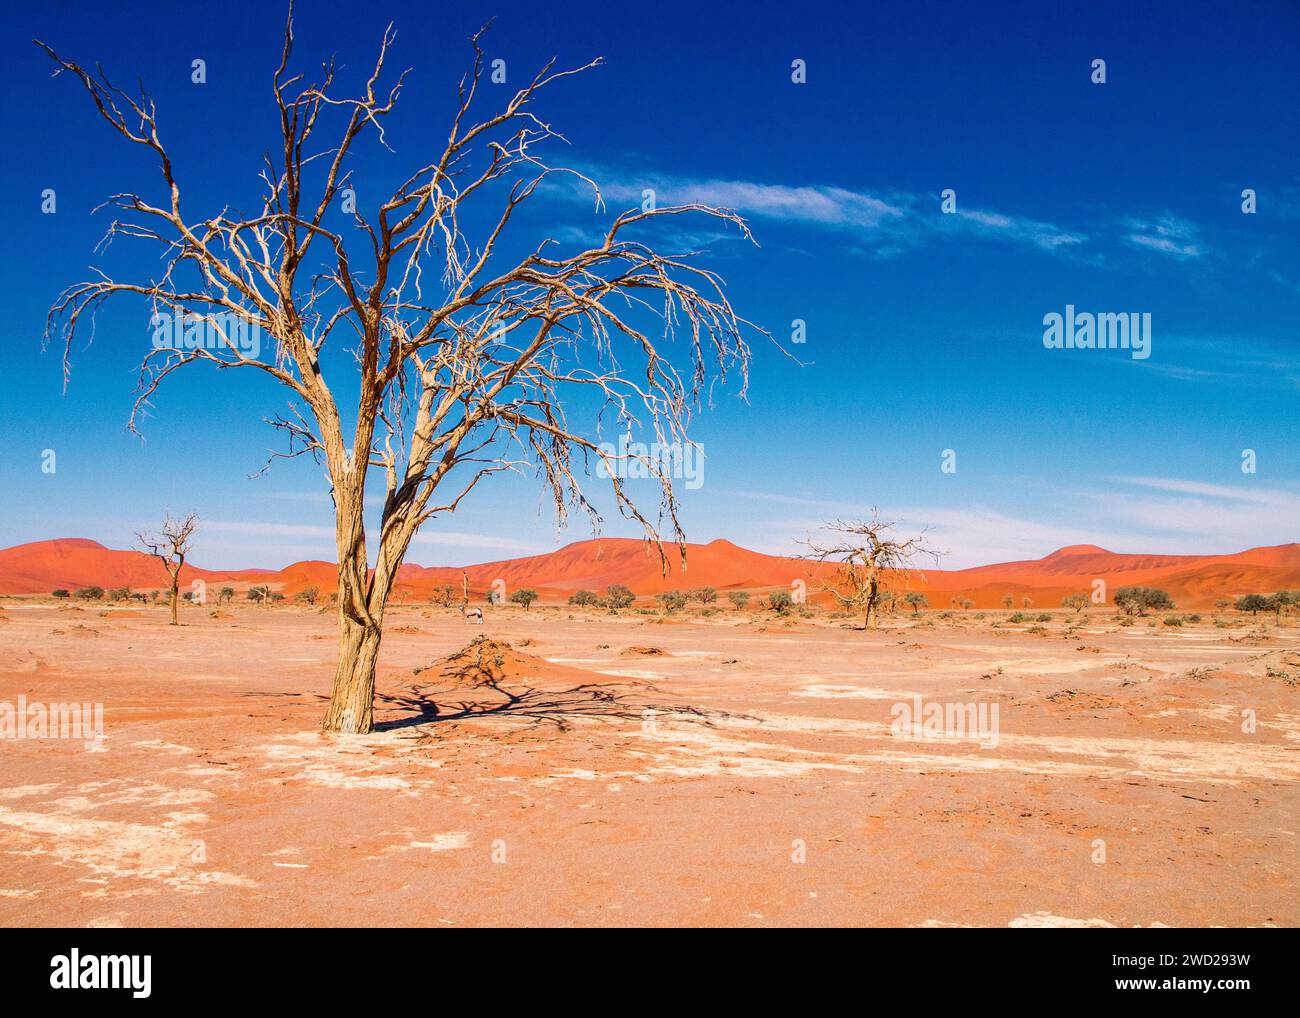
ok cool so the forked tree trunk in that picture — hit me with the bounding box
[322,610,383,733]
[322,522,389,733]
[321,494,410,734]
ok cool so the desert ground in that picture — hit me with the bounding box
[1,600,1296,927]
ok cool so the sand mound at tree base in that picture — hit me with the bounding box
[420,637,558,688]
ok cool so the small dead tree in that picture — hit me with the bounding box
[39,6,766,733]
[1062,593,1089,614]
[801,515,942,630]
[137,513,198,625]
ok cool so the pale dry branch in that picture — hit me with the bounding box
[39,6,770,732]
[801,512,945,630]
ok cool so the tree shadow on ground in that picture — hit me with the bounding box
[373,676,747,734]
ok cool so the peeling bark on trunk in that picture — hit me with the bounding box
[864,570,880,630]
[322,610,382,734]
[320,491,411,734]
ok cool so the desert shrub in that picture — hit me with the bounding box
[656,590,687,612]
[1036,613,1051,622]
[692,586,717,605]
[728,591,750,609]
[1186,613,1201,623]
[75,586,104,600]
[568,590,598,606]
[509,589,538,610]
[1115,586,1174,615]
[768,590,793,614]
[603,584,635,609]
[1117,616,1134,627]
[1027,625,1047,635]
[1267,591,1298,620]
[1008,612,1029,624]
[296,586,320,605]
[1163,615,1183,626]
[903,592,928,614]
[1234,594,1269,616]
[51,589,69,599]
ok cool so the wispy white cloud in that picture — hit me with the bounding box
[559,169,1087,259]
[727,478,1299,568]
[411,531,544,553]
[1123,214,1203,259]
[204,520,545,554]
[725,495,1140,567]
[714,488,864,514]
[1064,477,1300,553]
[950,208,1086,251]
[597,177,908,231]
[1108,475,1300,512]
[204,521,333,539]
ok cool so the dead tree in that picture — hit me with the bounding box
[39,5,763,732]
[801,514,942,630]
[137,513,199,626]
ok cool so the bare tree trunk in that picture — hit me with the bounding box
[322,609,382,734]
[323,486,380,733]
[169,574,179,626]
[322,493,410,734]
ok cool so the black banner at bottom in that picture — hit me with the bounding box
[0,927,1290,1005]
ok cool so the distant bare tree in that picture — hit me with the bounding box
[137,513,198,626]
[39,6,764,732]
[801,515,942,630]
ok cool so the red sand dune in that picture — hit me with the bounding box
[0,538,270,595]
[0,536,1297,609]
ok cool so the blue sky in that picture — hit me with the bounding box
[1,0,1297,569]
